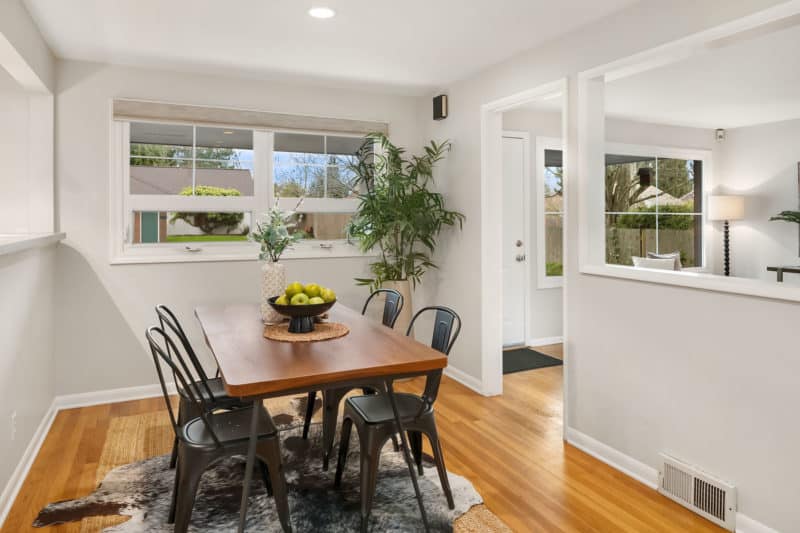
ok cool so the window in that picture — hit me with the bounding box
[604,144,705,268]
[273,133,362,241]
[536,138,564,288]
[111,120,369,263]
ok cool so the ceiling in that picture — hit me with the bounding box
[23,0,637,94]
[605,21,800,129]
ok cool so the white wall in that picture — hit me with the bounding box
[502,108,563,342]
[419,0,795,530]
[54,60,424,395]
[0,245,56,505]
[714,118,800,284]
[0,75,31,233]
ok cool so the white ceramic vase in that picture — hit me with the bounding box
[261,261,287,324]
[382,279,413,332]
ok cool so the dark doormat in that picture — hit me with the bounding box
[503,348,563,374]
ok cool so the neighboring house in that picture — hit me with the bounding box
[130,167,254,243]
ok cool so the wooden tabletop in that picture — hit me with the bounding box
[195,303,448,398]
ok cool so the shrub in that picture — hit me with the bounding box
[170,185,244,234]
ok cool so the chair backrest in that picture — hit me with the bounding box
[145,326,222,447]
[361,289,404,328]
[155,304,215,401]
[406,306,461,407]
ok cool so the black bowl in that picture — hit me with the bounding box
[267,295,336,333]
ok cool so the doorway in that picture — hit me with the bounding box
[479,79,568,418]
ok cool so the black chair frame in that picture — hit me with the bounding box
[146,326,292,533]
[334,306,461,532]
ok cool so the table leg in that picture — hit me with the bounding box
[385,380,430,533]
[238,399,260,533]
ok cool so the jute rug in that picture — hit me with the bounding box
[34,394,510,532]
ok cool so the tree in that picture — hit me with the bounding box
[170,185,244,234]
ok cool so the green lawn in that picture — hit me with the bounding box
[166,234,249,243]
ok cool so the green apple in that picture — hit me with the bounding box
[290,293,309,305]
[320,287,336,303]
[285,281,304,298]
[274,294,289,306]
[308,296,325,305]
[304,283,321,298]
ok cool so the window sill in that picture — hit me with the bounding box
[0,233,66,257]
[110,241,377,265]
[580,263,800,303]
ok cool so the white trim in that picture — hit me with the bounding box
[0,400,57,527]
[502,130,532,346]
[443,366,484,395]
[527,336,564,347]
[0,232,65,257]
[736,513,780,533]
[576,1,800,302]
[535,136,564,289]
[565,426,659,489]
[0,382,179,527]
[53,383,177,410]
[481,79,569,398]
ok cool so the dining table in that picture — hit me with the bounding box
[194,302,448,533]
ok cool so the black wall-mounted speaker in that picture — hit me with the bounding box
[433,94,448,120]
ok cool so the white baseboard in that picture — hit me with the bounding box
[0,399,58,527]
[736,513,779,533]
[443,366,484,395]
[0,382,176,528]
[53,383,175,410]
[527,336,564,347]
[565,426,659,489]
[566,427,780,533]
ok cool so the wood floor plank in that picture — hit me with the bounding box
[2,351,723,532]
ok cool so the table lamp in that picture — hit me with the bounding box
[708,195,744,276]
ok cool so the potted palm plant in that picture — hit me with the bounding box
[250,200,304,323]
[347,133,465,329]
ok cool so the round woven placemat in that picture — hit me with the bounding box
[263,322,350,342]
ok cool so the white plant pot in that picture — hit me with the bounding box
[382,279,413,332]
[261,261,287,324]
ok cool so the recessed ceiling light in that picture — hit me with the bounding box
[308,7,335,19]
[223,130,234,135]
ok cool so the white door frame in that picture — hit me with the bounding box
[479,79,568,410]
[501,130,532,347]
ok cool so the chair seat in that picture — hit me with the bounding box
[179,377,245,407]
[346,393,431,425]
[182,406,277,447]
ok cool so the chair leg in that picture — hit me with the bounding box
[427,426,454,510]
[258,459,273,496]
[359,430,382,533]
[334,417,353,488]
[321,388,348,470]
[168,446,181,523]
[259,439,292,533]
[172,449,207,533]
[408,431,424,476]
[302,391,316,440]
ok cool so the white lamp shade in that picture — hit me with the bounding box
[708,195,744,221]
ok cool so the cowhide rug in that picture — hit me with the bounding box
[34,396,483,532]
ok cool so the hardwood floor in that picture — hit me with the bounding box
[3,346,722,532]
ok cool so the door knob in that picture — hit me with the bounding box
[515,240,523,247]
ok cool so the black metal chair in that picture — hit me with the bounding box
[301,290,404,467]
[334,306,461,532]
[156,305,249,469]
[146,326,292,533]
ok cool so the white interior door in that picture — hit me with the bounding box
[502,134,527,347]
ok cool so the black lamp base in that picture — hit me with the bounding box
[723,220,730,277]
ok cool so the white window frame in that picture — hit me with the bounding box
[536,136,565,289]
[109,119,370,264]
[603,141,711,271]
